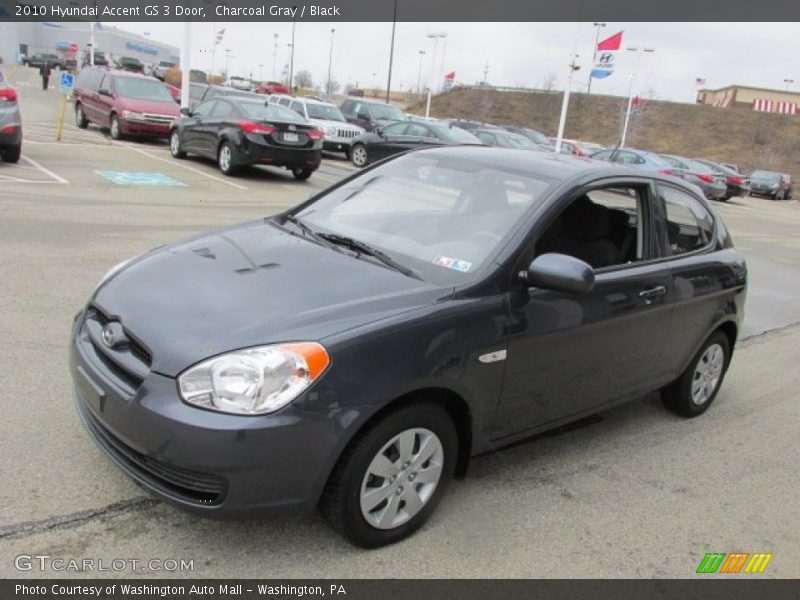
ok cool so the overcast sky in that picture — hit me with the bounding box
[125,22,800,102]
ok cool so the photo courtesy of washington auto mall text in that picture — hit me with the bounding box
[1,0,799,598]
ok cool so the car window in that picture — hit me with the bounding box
[237,101,308,124]
[659,186,714,256]
[115,77,173,102]
[189,84,206,101]
[536,185,646,269]
[405,123,435,138]
[211,100,236,118]
[278,97,292,107]
[475,132,496,145]
[296,153,553,285]
[290,101,305,116]
[340,99,354,115]
[99,75,110,93]
[192,100,217,117]
[591,149,612,160]
[306,103,345,121]
[615,151,644,165]
[381,122,409,135]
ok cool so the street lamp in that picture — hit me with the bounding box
[555,55,581,154]
[426,31,447,93]
[587,22,606,94]
[224,49,235,78]
[259,64,264,81]
[272,33,279,80]
[416,50,426,94]
[288,15,297,92]
[372,72,377,91]
[621,46,655,148]
[326,28,335,96]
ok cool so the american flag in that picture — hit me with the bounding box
[695,77,706,87]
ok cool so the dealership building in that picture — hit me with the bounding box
[0,22,180,69]
[697,84,800,115]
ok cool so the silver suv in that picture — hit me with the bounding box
[268,95,364,157]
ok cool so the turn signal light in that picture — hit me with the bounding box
[236,120,275,135]
[306,129,325,140]
[696,174,714,183]
[730,176,743,185]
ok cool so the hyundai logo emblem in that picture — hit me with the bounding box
[101,323,128,349]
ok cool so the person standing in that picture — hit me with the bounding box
[40,60,51,90]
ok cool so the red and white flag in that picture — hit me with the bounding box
[443,71,456,92]
[591,31,623,79]
[215,28,226,45]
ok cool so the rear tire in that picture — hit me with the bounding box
[75,104,88,129]
[350,143,368,168]
[170,129,187,159]
[217,142,238,176]
[1,144,21,163]
[292,167,312,181]
[662,331,730,418]
[320,403,458,548]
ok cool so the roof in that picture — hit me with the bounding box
[698,84,800,97]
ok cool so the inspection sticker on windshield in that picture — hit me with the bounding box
[433,256,472,272]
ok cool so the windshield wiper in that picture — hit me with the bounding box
[317,233,421,280]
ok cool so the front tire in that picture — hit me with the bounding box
[320,403,458,548]
[350,143,368,168]
[109,114,123,140]
[170,129,187,158]
[662,331,730,418]
[75,104,88,129]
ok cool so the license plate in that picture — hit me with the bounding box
[283,132,299,142]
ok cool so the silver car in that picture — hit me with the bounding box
[660,154,727,201]
[0,70,22,163]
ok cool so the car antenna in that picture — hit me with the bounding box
[609,142,622,162]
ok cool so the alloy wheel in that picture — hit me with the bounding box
[170,132,181,156]
[352,145,367,167]
[691,343,724,405]
[360,428,444,530]
[219,145,232,172]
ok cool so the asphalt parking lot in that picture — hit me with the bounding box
[1,71,799,578]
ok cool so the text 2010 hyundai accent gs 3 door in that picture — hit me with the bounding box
[70,147,746,547]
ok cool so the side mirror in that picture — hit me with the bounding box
[375,127,384,137]
[180,107,192,117]
[521,253,595,294]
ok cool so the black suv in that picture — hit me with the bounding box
[340,97,406,132]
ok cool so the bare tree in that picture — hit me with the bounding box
[294,69,313,89]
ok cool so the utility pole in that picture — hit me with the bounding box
[555,55,580,153]
[180,22,192,110]
[288,17,296,92]
[620,46,655,148]
[326,28,335,95]
[587,22,606,94]
[272,33,279,80]
[426,32,446,93]
[482,60,489,85]
[416,50,426,94]
[385,0,397,104]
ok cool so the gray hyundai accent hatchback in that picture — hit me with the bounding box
[71,147,746,547]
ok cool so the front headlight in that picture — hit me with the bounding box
[178,343,330,415]
[325,124,338,135]
[122,110,145,120]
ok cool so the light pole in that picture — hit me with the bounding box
[272,33,279,80]
[259,64,264,81]
[621,46,655,148]
[288,16,296,92]
[783,78,794,90]
[587,22,606,94]
[555,55,580,154]
[416,50,426,94]
[224,49,234,78]
[326,28,335,95]
[385,0,397,104]
[285,43,293,86]
[372,72,377,91]
[426,32,446,93]
[438,33,448,93]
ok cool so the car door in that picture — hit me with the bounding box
[181,100,216,154]
[652,183,744,377]
[95,74,115,128]
[198,99,237,157]
[75,68,101,123]
[369,122,411,160]
[492,178,677,439]
[403,123,442,151]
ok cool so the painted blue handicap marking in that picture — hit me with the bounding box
[95,171,186,187]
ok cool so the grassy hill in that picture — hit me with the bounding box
[417,88,800,177]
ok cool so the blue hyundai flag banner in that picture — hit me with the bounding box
[591,30,623,79]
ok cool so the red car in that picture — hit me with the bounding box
[255,81,289,95]
[73,67,180,140]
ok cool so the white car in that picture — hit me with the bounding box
[227,77,252,91]
[268,94,365,157]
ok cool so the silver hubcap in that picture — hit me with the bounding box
[76,107,83,124]
[352,147,366,166]
[111,118,119,137]
[219,145,231,171]
[360,428,444,530]
[691,343,724,405]
[170,132,180,154]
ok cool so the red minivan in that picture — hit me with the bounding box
[73,67,180,140]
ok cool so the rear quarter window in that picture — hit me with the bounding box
[659,186,714,256]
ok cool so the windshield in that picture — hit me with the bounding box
[436,126,482,144]
[238,101,309,124]
[750,170,779,181]
[524,129,550,145]
[686,159,716,174]
[501,132,539,150]
[294,153,553,284]
[306,103,345,121]
[369,103,406,121]
[115,78,174,102]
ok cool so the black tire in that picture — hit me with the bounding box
[109,114,123,140]
[774,190,783,201]
[217,142,238,176]
[350,143,368,168]
[320,403,458,548]
[662,331,730,418]
[1,144,21,163]
[292,167,313,181]
[169,129,187,159]
[75,103,88,129]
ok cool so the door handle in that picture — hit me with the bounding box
[639,285,666,303]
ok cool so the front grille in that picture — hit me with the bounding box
[79,403,227,505]
[337,129,360,139]
[142,114,174,124]
[80,306,152,393]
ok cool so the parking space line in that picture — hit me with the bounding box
[21,155,69,184]
[122,144,249,191]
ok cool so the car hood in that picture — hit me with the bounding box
[312,118,362,130]
[92,219,447,377]
[118,97,180,116]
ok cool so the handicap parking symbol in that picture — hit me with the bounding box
[95,171,186,187]
[59,72,75,95]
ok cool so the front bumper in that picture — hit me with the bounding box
[119,118,173,138]
[69,309,350,518]
[323,140,354,153]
